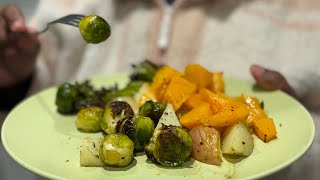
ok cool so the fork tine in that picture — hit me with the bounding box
[65,14,85,20]
[36,14,86,34]
[69,14,85,18]
[51,19,79,27]
[51,14,84,23]
[48,14,85,27]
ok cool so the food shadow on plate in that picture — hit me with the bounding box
[134,151,146,157]
[223,154,246,164]
[145,158,196,169]
[144,158,205,177]
[102,158,137,171]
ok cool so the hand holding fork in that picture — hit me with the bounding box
[0,5,87,88]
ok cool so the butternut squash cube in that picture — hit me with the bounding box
[199,88,233,114]
[183,93,205,110]
[184,64,212,90]
[151,66,182,101]
[210,72,225,94]
[252,117,277,142]
[200,105,250,127]
[180,103,213,129]
[164,76,196,111]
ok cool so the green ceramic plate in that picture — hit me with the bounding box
[1,74,315,180]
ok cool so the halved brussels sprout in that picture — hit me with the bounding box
[138,100,166,126]
[99,133,134,167]
[120,116,155,152]
[79,15,111,44]
[100,101,134,134]
[145,125,192,167]
[76,106,104,132]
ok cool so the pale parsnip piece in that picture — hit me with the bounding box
[155,103,181,130]
[221,122,254,156]
[80,137,105,167]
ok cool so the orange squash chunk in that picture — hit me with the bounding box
[183,93,205,110]
[200,105,250,127]
[151,66,182,101]
[229,96,246,108]
[252,117,277,142]
[210,72,225,94]
[242,95,267,130]
[242,95,263,111]
[199,88,233,114]
[180,103,213,129]
[184,64,212,90]
[242,95,277,142]
[164,76,196,111]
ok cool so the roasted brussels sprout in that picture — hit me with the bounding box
[79,15,111,44]
[138,100,166,126]
[102,81,144,103]
[99,133,134,167]
[55,80,116,114]
[76,106,104,132]
[55,83,79,114]
[74,80,97,98]
[120,116,155,152]
[73,80,107,111]
[130,60,161,82]
[100,101,134,134]
[145,125,193,167]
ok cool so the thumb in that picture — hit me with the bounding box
[250,64,297,98]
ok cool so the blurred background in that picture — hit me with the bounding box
[0,0,39,22]
[0,1,42,180]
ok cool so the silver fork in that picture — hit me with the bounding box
[35,14,85,35]
[7,14,85,43]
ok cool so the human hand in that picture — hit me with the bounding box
[0,5,40,88]
[250,64,298,99]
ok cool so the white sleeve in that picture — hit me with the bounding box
[283,61,320,110]
[27,0,94,94]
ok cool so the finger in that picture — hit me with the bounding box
[1,5,25,32]
[18,39,40,55]
[1,28,39,58]
[7,26,38,41]
[0,16,7,44]
[15,35,40,56]
[250,64,297,97]
[250,64,286,90]
[2,46,17,57]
